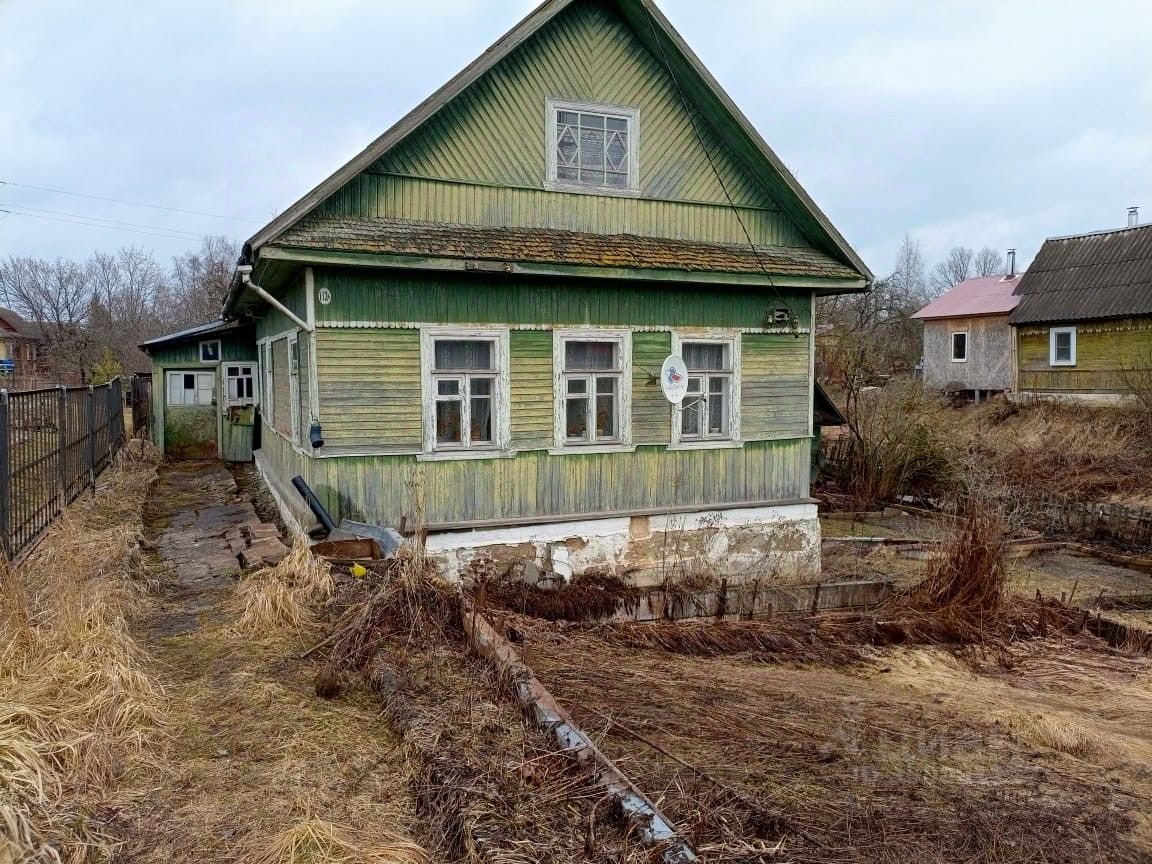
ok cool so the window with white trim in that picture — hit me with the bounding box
[951,331,968,362]
[547,100,638,192]
[167,370,214,407]
[1050,327,1076,366]
[425,333,509,452]
[681,343,733,439]
[553,329,632,451]
[225,364,256,404]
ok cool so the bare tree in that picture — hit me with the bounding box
[972,246,1006,277]
[929,246,975,294]
[0,256,97,383]
[87,247,170,373]
[169,235,239,328]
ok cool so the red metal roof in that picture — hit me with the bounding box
[911,274,1021,320]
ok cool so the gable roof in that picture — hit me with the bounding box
[238,0,870,283]
[1009,223,1152,325]
[0,307,36,339]
[911,274,1020,320]
[139,319,247,353]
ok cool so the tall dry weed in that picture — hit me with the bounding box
[0,442,167,863]
[234,537,335,637]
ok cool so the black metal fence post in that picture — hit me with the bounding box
[86,384,96,491]
[0,390,11,560]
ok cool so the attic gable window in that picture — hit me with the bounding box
[546,99,639,194]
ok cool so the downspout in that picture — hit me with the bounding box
[235,265,314,333]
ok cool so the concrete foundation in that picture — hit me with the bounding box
[428,503,822,585]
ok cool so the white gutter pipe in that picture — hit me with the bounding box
[236,264,313,332]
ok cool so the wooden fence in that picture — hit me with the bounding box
[1013,494,1152,551]
[0,379,126,560]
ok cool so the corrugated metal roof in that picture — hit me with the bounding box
[139,319,245,351]
[273,215,861,281]
[911,274,1021,320]
[1009,223,1152,324]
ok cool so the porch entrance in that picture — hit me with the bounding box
[164,369,218,459]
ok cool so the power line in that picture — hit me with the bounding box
[0,208,216,243]
[3,204,206,239]
[0,179,260,224]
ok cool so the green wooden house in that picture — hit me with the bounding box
[149,0,871,581]
[1011,217,1152,404]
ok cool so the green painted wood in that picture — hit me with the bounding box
[311,1,822,253]
[741,333,810,439]
[510,329,553,450]
[221,406,255,462]
[632,330,671,443]
[313,269,811,330]
[259,428,810,528]
[164,405,217,460]
[255,271,308,339]
[314,329,423,447]
[1017,317,1152,393]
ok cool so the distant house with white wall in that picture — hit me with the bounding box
[912,256,1020,400]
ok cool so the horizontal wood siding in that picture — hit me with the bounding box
[297,335,313,443]
[271,338,291,437]
[510,329,553,450]
[314,329,422,447]
[1017,317,1152,393]
[274,437,810,528]
[633,331,671,443]
[741,333,809,440]
[314,269,811,330]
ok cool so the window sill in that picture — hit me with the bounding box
[950,359,967,363]
[543,180,642,199]
[417,449,518,462]
[548,443,637,456]
[1049,361,1077,367]
[667,439,744,451]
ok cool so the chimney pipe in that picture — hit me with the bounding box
[1006,248,1016,278]
[1129,206,1139,228]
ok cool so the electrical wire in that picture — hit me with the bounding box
[2,204,206,239]
[0,179,259,224]
[0,208,215,242]
[642,11,801,330]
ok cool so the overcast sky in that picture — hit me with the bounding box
[2,0,1150,279]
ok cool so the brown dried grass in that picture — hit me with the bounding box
[234,537,335,637]
[0,442,167,864]
[249,817,429,864]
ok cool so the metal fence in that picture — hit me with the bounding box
[0,379,126,560]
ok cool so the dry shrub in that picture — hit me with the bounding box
[480,570,639,622]
[234,537,334,636]
[250,817,429,864]
[832,381,958,507]
[0,444,167,863]
[1000,712,1103,759]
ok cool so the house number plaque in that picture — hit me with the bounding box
[317,286,332,305]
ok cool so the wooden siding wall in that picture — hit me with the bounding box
[1017,316,1152,394]
[741,334,809,439]
[313,269,811,330]
[271,339,291,437]
[922,315,1014,392]
[318,0,811,250]
[260,430,811,528]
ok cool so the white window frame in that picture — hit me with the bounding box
[420,326,511,459]
[199,339,221,364]
[223,362,258,406]
[1049,326,1077,366]
[288,334,300,444]
[551,328,633,454]
[669,331,742,449]
[545,98,640,196]
[951,331,968,363]
[260,342,273,421]
[166,370,215,407]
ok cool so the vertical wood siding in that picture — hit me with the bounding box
[297,336,313,442]
[314,269,811,330]
[632,331,671,443]
[1017,317,1152,393]
[316,1,814,251]
[741,333,810,439]
[314,329,422,447]
[260,429,811,529]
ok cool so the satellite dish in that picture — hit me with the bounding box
[660,355,689,404]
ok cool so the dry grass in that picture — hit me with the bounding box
[249,817,429,864]
[0,442,166,864]
[999,712,1104,759]
[234,537,335,637]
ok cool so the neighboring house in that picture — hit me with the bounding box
[912,260,1019,399]
[146,0,871,581]
[0,308,40,378]
[1011,214,1152,404]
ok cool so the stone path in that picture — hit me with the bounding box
[146,461,289,635]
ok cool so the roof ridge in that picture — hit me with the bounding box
[1044,222,1152,243]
